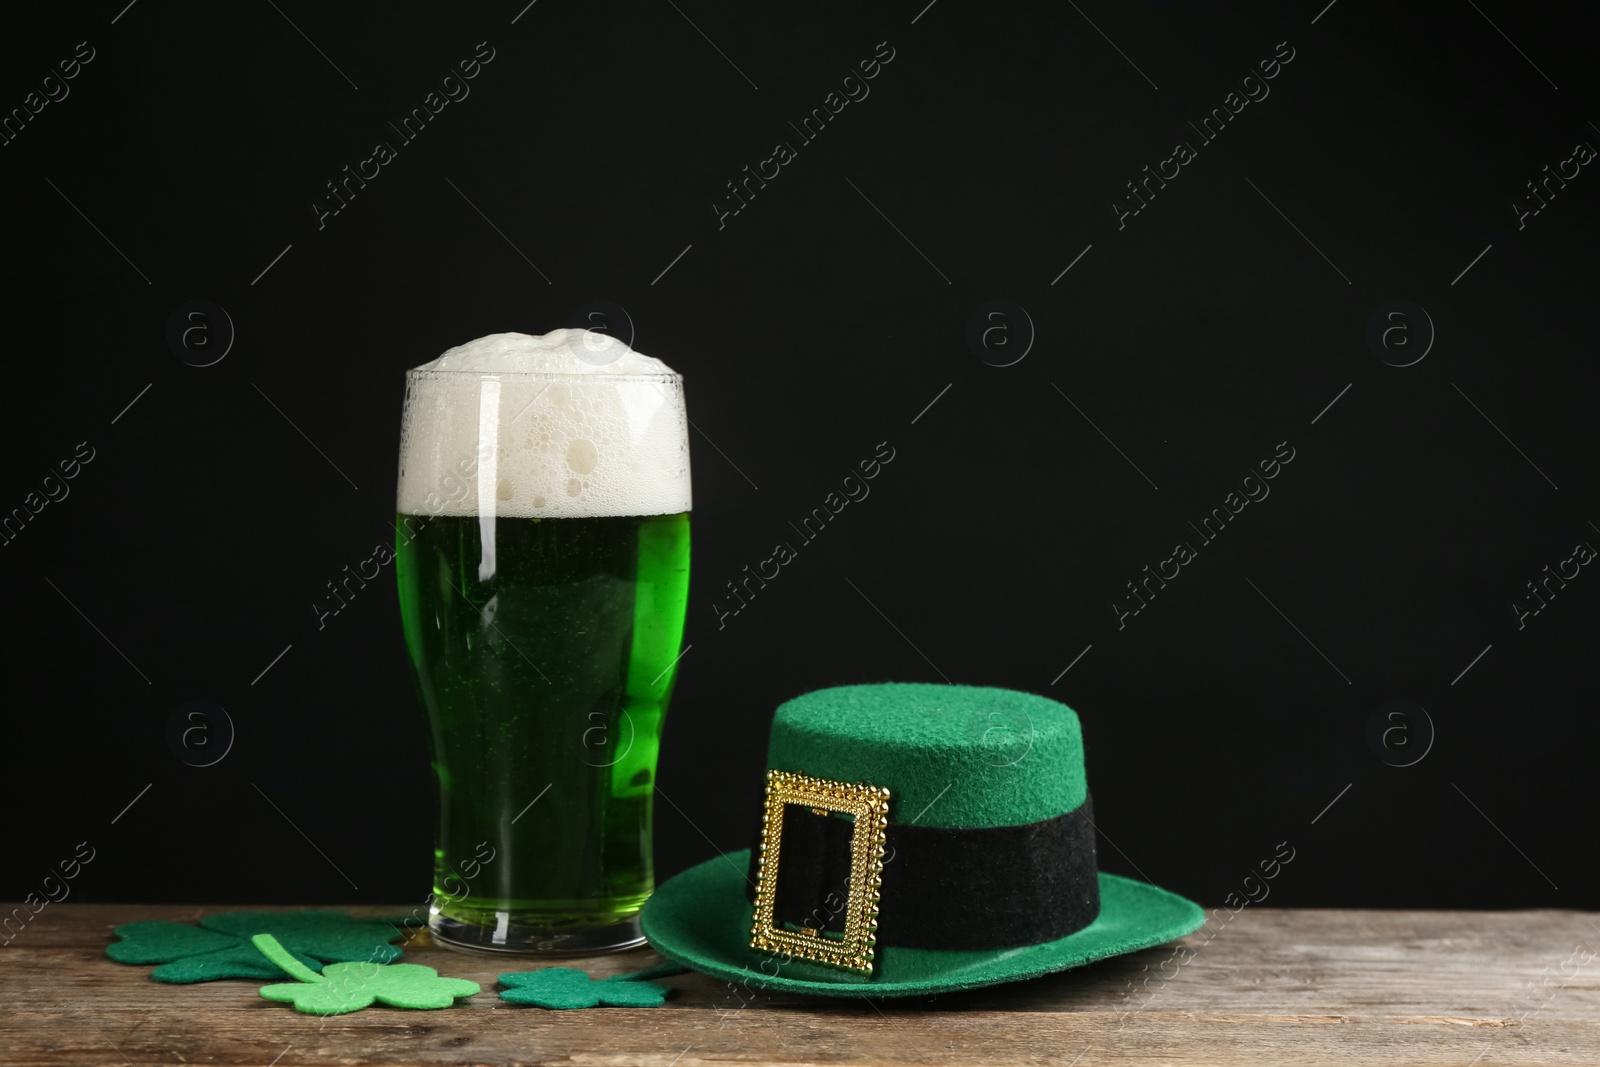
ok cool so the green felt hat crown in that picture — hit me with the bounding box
[766,682,1085,828]
[641,682,1204,998]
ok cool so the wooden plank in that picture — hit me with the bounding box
[1,904,1597,1066]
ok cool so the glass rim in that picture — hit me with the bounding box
[404,367,683,383]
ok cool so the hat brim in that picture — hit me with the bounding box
[640,849,1205,998]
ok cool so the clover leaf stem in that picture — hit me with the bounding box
[251,933,326,983]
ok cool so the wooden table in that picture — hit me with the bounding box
[4,904,1598,1066]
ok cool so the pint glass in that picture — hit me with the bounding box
[395,334,691,952]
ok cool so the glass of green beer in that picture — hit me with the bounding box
[394,330,691,953]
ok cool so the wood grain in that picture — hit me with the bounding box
[2,904,1597,1065]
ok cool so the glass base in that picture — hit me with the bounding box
[429,911,645,956]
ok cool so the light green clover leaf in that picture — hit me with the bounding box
[253,934,479,1014]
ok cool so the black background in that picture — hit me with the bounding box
[3,0,1596,912]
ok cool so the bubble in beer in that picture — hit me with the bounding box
[397,330,691,519]
[567,440,598,475]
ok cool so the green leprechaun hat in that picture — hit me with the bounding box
[639,682,1204,997]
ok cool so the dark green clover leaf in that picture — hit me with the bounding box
[106,910,408,983]
[253,934,480,1015]
[498,963,684,1009]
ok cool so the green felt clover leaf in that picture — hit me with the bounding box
[253,934,480,1015]
[200,911,407,963]
[106,910,409,983]
[497,963,684,1009]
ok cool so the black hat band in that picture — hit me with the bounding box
[746,793,1101,951]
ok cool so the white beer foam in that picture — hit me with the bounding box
[397,330,691,519]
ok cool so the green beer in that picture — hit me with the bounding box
[395,331,692,952]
